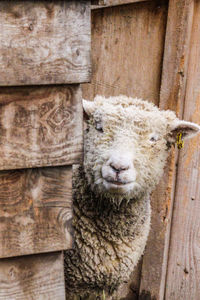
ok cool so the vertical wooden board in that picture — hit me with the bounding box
[0,252,65,300]
[165,1,200,298]
[0,1,91,86]
[82,1,168,299]
[0,166,73,258]
[0,85,83,170]
[82,0,168,105]
[139,1,195,299]
[139,160,177,300]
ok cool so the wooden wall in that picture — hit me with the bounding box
[0,1,91,299]
[165,1,200,298]
[83,0,200,299]
[0,1,91,85]
[0,0,199,299]
[0,252,66,300]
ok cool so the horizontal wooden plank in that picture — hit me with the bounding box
[92,0,151,9]
[0,85,83,170]
[0,252,65,300]
[0,1,91,86]
[0,166,73,258]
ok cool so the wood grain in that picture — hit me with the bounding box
[83,0,168,105]
[165,1,200,298]
[92,0,151,9]
[0,252,66,300]
[0,85,83,170]
[0,166,73,258]
[0,1,91,86]
[139,1,195,299]
[82,1,168,299]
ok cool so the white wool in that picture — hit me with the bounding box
[64,95,200,298]
[84,95,176,200]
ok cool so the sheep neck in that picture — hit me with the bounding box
[64,165,151,295]
[73,166,151,242]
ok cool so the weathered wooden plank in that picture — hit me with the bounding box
[83,0,168,105]
[0,252,66,300]
[0,85,83,170]
[139,1,195,299]
[82,1,168,299]
[0,1,91,86]
[0,166,73,258]
[165,1,200,298]
[92,0,151,9]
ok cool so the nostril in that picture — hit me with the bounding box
[110,163,129,172]
[110,163,119,172]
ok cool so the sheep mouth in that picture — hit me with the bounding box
[103,179,132,186]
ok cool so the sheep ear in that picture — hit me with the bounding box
[168,120,200,143]
[82,99,95,120]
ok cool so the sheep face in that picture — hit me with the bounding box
[83,96,200,201]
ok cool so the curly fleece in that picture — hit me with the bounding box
[64,95,199,299]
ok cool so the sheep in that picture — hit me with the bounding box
[64,95,200,299]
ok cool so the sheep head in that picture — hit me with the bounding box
[83,96,200,201]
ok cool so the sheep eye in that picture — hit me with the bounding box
[149,134,159,142]
[95,122,103,132]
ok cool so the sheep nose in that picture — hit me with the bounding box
[110,162,130,173]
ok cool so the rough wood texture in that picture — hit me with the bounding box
[139,1,195,299]
[0,166,73,258]
[92,0,151,9]
[82,1,168,299]
[0,1,91,86]
[0,252,66,300]
[165,1,200,298]
[0,85,83,170]
[83,0,168,105]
